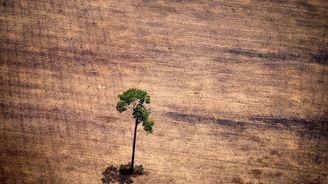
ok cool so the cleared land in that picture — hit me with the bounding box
[0,0,328,183]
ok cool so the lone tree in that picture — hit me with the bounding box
[116,88,154,174]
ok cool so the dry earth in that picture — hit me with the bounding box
[1,0,328,183]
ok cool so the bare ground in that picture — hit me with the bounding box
[0,0,328,183]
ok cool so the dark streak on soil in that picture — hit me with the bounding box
[166,112,245,130]
[166,112,328,138]
[311,50,328,65]
[225,48,300,61]
[250,116,328,138]
[1,0,327,183]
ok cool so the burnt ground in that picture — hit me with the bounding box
[101,165,133,184]
[1,0,328,183]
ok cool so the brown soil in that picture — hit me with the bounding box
[1,0,327,183]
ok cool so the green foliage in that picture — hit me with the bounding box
[116,100,127,113]
[117,88,150,108]
[134,164,144,175]
[133,107,150,121]
[119,163,131,175]
[116,88,153,177]
[143,120,154,133]
[116,88,154,134]
[118,163,144,175]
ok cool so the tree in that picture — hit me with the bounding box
[116,88,154,174]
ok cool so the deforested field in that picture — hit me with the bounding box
[0,0,328,183]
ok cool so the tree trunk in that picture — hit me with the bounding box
[130,118,138,174]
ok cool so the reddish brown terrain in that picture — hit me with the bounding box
[1,0,327,183]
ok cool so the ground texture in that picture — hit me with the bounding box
[0,0,328,183]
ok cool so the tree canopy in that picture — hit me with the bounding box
[116,88,154,133]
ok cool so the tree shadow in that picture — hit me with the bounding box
[101,165,133,184]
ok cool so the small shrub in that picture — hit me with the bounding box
[134,164,144,175]
[119,163,132,175]
[119,163,144,175]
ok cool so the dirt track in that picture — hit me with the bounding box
[1,0,328,183]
